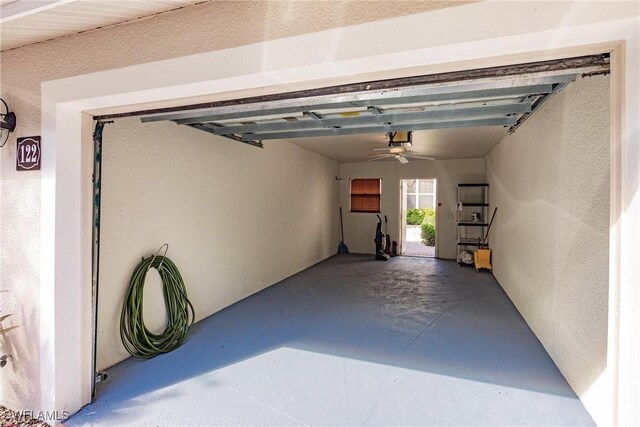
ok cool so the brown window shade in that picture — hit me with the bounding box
[351,178,381,213]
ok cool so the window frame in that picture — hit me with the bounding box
[406,179,436,209]
[350,178,382,213]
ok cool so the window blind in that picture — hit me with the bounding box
[351,178,381,213]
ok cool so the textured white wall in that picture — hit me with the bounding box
[486,75,610,424]
[339,159,485,258]
[96,118,339,371]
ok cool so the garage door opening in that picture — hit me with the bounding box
[400,178,437,257]
[82,52,613,426]
[91,53,610,377]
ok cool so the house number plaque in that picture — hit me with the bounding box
[16,136,41,171]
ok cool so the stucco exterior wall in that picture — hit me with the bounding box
[339,159,485,258]
[486,75,610,424]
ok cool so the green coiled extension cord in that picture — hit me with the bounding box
[120,247,195,359]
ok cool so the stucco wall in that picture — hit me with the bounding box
[485,75,610,424]
[96,118,339,371]
[339,159,485,258]
[0,0,470,411]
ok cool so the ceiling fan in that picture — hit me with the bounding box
[368,146,436,164]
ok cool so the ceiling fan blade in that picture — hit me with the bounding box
[368,156,391,162]
[406,154,436,160]
[396,155,409,164]
[372,146,407,154]
[368,153,392,158]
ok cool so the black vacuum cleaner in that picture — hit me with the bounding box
[374,214,390,261]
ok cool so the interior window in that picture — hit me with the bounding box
[350,178,382,213]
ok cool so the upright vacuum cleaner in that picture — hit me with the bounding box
[375,214,391,261]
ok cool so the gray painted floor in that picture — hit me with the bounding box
[69,255,594,426]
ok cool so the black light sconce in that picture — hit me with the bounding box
[1,98,17,148]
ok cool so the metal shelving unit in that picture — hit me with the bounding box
[456,184,489,264]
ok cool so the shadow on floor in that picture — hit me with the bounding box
[69,255,594,426]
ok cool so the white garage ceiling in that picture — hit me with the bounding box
[284,127,508,163]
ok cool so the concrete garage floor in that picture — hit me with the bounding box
[69,255,594,426]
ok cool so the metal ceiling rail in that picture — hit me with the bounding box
[162,77,556,145]
[153,77,565,147]
[202,101,533,135]
[191,116,519,142]
[142,77,566,124]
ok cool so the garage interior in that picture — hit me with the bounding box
[77,56,609,425]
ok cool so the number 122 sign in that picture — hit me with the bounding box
[16,136,41,171]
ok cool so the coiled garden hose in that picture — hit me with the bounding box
[120,247,195,359]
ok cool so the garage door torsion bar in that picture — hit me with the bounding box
[93,54,609,122]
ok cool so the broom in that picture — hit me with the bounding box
[337,207,349,254]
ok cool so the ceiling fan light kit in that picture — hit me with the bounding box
[369,134,436,164]
[386,131,412,147]
[372,146,407,154]
[368,143,436,164]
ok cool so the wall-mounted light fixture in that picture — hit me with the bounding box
[1,98,17,148]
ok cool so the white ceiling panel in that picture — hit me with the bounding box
[0,0,203,51]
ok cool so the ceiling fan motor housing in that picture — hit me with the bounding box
[387,131,412,147]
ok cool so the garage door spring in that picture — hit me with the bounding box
[120,244,195,359]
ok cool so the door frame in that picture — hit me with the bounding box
[398,177,438,258]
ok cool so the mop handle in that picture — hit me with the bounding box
[483,207,498,245]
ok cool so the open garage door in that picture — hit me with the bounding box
[97,54,609,145]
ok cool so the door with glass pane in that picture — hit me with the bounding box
[400,178,437,257]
